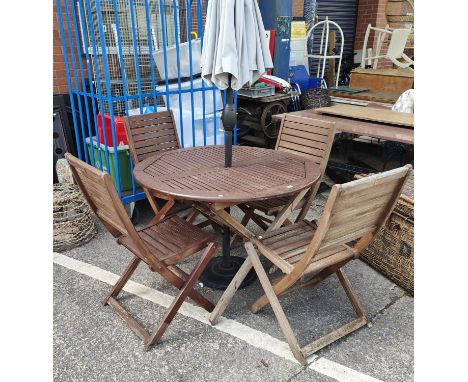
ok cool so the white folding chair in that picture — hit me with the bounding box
[361,24,414,69]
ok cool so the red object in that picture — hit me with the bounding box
[97,113,128,146]
[266,29,275,75]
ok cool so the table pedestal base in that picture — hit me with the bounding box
[200,256,257,290]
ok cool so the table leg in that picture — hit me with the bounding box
[198,206,257,290]
[222,212,231,268]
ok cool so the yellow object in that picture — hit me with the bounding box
[190,31,198,39]
[291,21,306,39]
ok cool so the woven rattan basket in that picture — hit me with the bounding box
[357,172,414,295]
[53,183,97,252]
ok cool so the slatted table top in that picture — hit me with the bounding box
[133,145,321,203]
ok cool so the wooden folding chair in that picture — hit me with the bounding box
[65,153,218,350]
[211,165,412,365]
[123,111,203,225]
[232,115,335,244]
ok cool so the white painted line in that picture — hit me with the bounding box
[54,252,382,382]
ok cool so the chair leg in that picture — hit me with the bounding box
[209,256,254,325]
[251,275,296,314]
[336,269,366,317]
[300,268,368,358]
[106,243,217,350]
[102,255,141,305]
[186,209,199,223]
[144,242,218,350]
[166,264,215,313]
[245,242,306,365]
[251,259,352,314]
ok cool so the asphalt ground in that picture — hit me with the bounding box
[54,195,413,382]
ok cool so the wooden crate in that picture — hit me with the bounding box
[350,68,414,95]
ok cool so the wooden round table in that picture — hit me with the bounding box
[133,145,321,289]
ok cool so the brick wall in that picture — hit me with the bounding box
[354,0,393,68]
[292,0,304,17]
[53,2,88,94]
[354,0,388,49]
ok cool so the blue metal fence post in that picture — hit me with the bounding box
[128,0,144,114]
[63,0,89,163]
[186,0,196,147]
[77,0,101,168]
[143,0,159,111]
[159,0,171,110]
[172,0,185,148]
[56,0,82,160]
[69,0,94,166]
[95,0,122,195]
[197,0,207,145]
[84,0,111,174]
[112,0,137,196]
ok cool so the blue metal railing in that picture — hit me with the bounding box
[56,0,235,204]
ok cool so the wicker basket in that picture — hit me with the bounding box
[358,172,414,295]
[53,183,97,252]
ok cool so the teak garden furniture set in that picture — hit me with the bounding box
[66,110,412,365]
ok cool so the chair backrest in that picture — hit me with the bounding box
[276,114,335,175]
[276,115,335,214]
[65,153,159,268]
[123,110,180,164]
[387,29,411,59]
[65,153,136,237]
[303,165,412,264]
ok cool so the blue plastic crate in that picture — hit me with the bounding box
[289,65,323,91]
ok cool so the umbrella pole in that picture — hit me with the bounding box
[223,79,236,168]
[222,78,235,268]
[199,77,256,290]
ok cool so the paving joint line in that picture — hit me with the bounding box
[369,291,407,322]
[285,366,310,382]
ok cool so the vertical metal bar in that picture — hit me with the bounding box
[197,0,206,146]
[223,86,234,168]
[159,0,171,110]
[223,89,227,144]
[77,0,100,167]
[222,209,231,267]
[143,0,158,111]
[186,0,196,147]
[56,0,82,159]
[112,0,136,196]
[64,0,88,162]
[172,0,185,148]
[233,89,237,145]
[212,85,217,144]
[95,0,122,195]
[204,0,217,145]
[128,0,144,114]
[84,0,110,172]
[70,0,94,166]
[111,0,129,116]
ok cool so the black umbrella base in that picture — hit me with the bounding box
[199,256,257,290]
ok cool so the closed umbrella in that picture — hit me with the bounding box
[199,0,273,289]
[201,0,273,166]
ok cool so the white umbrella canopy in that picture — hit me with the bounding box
[201,0,273,91]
